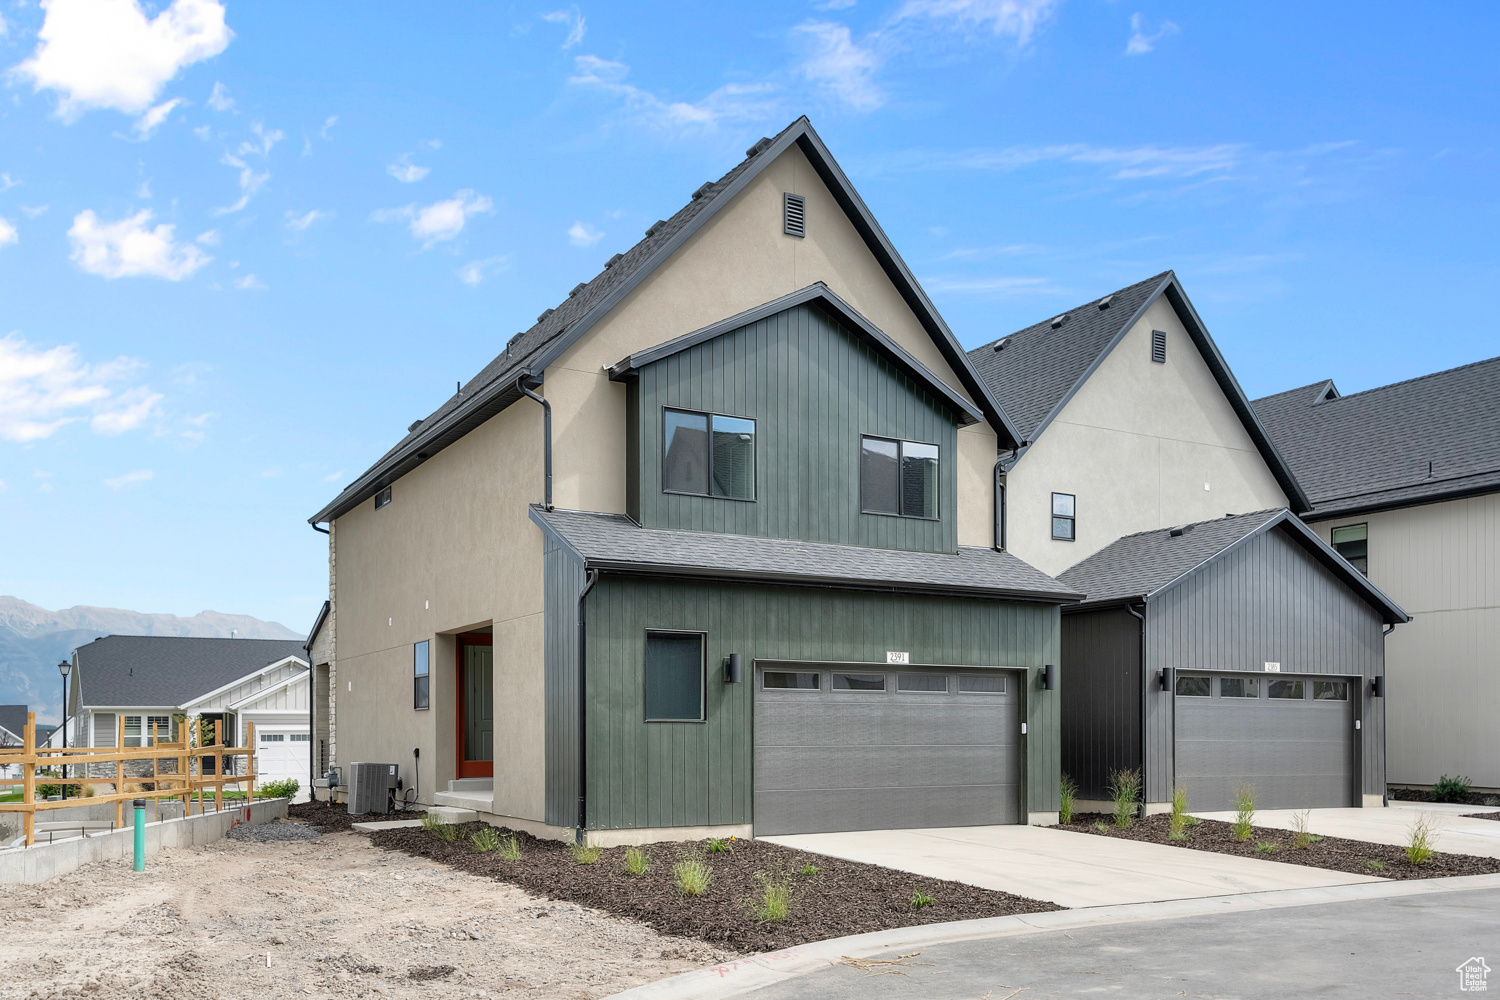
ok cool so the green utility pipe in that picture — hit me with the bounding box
[132,799,145,872]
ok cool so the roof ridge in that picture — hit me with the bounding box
[1291,353,1500,407]
[1093,507,1285,545]
[968,270,1174,354]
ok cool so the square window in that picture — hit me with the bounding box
[1268,679,1306,700]
[958,674,1007,694]
[763,670,819,690]
[644,631,705,721]
[1051,493,1076,540]
[413,640,430,711]
[861,436,939,519]
[1175,675,1212,697]
[1313,680,1348,701]
[832,672,885,691]
[898,673,947,693]
[1220,676,1260,698]
[1331,523,1368,575]
[663,408,756,500]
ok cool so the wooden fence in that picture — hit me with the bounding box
[0,711,258,847]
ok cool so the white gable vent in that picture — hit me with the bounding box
[1151,329,1167,363]
[783,193,806,238]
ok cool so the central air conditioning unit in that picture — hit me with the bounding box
[347,762,398,815]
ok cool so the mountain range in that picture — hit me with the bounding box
[0,597,304,725]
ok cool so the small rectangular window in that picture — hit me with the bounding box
[1151,329,1167,363]
[1220,676,1260,698]
[861,436,939,519]
[123,715,142,748]
[832,672,885,691]
[260,733,285,742]
[763,670,819,690]
[1175,675,1212,697]
[1052,492,1076,541]
[645,631,705,721]
[958,674,1007,694]
[783,192,806,238]
[413,640,430,711]
[1268,679,1306,700]
[898,673,947,693]
[1313,680,1348,701]
[1331,523,1368,575]
[374,485,392,510]
[290,733,310,741]
[663,408,756,500]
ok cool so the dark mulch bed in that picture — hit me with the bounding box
[1059,812,1500,880]
[288,800,423,832]
[354,822,1058,953]
[1389,786,1500,807]
[1465,812,1500,822]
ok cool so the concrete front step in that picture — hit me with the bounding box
[432,789,494,813]
[447,778,493,792]
[425,806,479,824]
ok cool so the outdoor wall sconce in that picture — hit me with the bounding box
[1371,675,1385,698]
[724,653,743,684]
[1041,663,1055,691]
[1159,667,1174,692]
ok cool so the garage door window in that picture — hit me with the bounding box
[763,670,819,690]
[290,733,310,741]
[644,631,706,722]
[832,672,885,691]
[1268,679,1306,700]
[1220,676,1260,698]
[898,673,947,693]
[260,733,285,742]
[1175,674,1212,697]
[1313,680,1348,701]
[958,674,1006,694]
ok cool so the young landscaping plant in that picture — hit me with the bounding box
[796,861,820,876]
[1108,768,1142,829]
[623,846,650,876]
[1406,814,1436,865]
[750,871,796,922]
[1231,785,1256,842]
[1059,773,1077,825]
[673,850,713,897]
[1365,859,1388,873]
[1432,775,1472,803]
[421,812,458,842]
[1291,810,1320,849]
[1254,841,1279,854]
[705,837,735,853]
[470,827,501,853]
[909,889,935,910]
[496,834,521,861]
[1168,786,1189,841]
[569,840,603,865]
[258,778,300,799]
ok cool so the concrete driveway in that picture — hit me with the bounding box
[1192,801,1500,859]
[761,824,1381,908]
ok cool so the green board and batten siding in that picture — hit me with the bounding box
[626,302,960,554]
[543,565,1062,830]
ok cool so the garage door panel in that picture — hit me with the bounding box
[756,702,1017,748]
[755,780,1019,836]
[756,742,1021,792]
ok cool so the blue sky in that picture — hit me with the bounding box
[1,0,1496,631]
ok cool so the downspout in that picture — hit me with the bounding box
[518,376,554,511]
[1126,602,1149,810]
[575,568,600,844]
[992,458,1007,551]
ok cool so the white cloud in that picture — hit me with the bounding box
[320,115,338,139]
[814,0,858,8]
[68,209,211,279]
[920,274,1061,296]
[373,190,493,248]
[104,468,153,490]
[568,54,779,132]
[195,228,220,245]
[567,221,604,247]
[130,96,181,138]
[793,22,883,111]
[322,469,344,483]
[135,180,152,199]
[212,153,268,214]
[1126,12,1179,55]
[12,0,232,120]
[0,332,160,442]
[894,0,1059,44]
[193,123,212,140]
[285,208,332,232]
[0,218,16,246]
[457,255,510,286]
[232,273,265,290]
[0,12,7,37]
[0,174,18,193]
[387,155,430,183]
[236,121,283,157]
[541,7,586,48]
[21,205,49,218]
[887,142,1247,180]
[207,80,234,111]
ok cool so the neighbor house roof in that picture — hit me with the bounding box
[966,271,1310,512]
[530,507,1080,603]
[74,636,308,709]
[0,705,26,743]
[1253,356,1500,519]
[1056,508,1408,623]
[312,117,1021,526]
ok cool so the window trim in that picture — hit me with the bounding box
[762,670,820,691]
[859,434,941,521]
[1219,676,1260,699]
[413,640,430,711]
[1175,674,1212,698]
[661,406,758,503]
[1313,679,1349,702]
[1051,492,1076,541]
[831,671,887,692]
[643,628,708,723]
[897,672,949,694]
[1267,678,1307,701]
[957,673,1008,695]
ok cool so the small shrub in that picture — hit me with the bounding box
[1485,795,1500,808]
[1168,786,1189,840]
[470,827,501,853]
[1231,786,1256,842]
[909,888,936,909]
[569,840,602,865]
[1059,773,1077,825]
[1290,810,1320,849]
[1405,814,1436,865]
[1108,768,1142,829]
[496,834,521,861]
[623,846,649,876]
[421,813,458,842]
[1092,821,1110,832]
[751,872,795,922]
[673,851,712,897]
[258,777,300,799]
[1254,841,1279,854]
[705,837,734,853]
[1365,859,1387,873]
[1432,775,1472,803]
[796,861,820,876]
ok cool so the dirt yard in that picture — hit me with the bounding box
[0,821,731,1000]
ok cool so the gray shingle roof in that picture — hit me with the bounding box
[1253,356,1500,518]
[1057,508,1408,623]
[530,507,1081,603]
[75,636,308,709]
[0,705,27,743]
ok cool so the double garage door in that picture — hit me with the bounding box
[753,664,1022,835]
[1175,672,1358,811]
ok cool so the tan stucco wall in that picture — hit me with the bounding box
[1314,492,1500,788]
[1004,298,1288,577]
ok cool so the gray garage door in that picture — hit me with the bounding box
[753,664,1022,835]
[1174,672,1357,811]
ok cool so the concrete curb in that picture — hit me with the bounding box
[604,873,1500,1000]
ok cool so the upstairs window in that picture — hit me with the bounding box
[861,436,939,519]
[374,485,392,510]
[413,640,430,711]
[663,408,756,500]
[1051,492,1076,540]
[1331,523,1368,575]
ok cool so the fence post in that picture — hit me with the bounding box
[213,719,224,813]
[246,720,256,806]
[115,714,125,830]
[22,712,35,847]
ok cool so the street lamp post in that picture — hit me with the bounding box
[57,660,71,801]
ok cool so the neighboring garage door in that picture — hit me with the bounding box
[254,729,311,789]
[1174,672,1357,811]
[753,664,1022,835]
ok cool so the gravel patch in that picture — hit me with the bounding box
[226,819,324,842]
[1058,812,1500,879]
